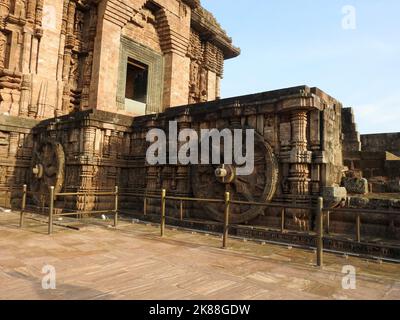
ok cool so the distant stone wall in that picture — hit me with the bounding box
[343,151,387,179]
[361,133,400,157]
[341,108,361,152]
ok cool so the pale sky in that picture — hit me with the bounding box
[202,0,400,134]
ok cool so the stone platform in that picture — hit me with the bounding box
[0,212,399,300]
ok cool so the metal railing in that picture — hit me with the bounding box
[129,189,325,266]
[10,185,400,267]
[18,185,119,235]
[127,189,400,267]
[323,206,400,243]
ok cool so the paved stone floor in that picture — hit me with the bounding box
[0,211,399,300]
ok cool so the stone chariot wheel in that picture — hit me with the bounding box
[30,139,65,205]
[191,126,279,224]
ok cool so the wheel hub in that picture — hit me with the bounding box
[215,164,236,184]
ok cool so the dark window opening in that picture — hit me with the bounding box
[125,59,148,104]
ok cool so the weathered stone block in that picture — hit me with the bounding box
[349,196,369,208]
[342,177,369,194]
[387,180,400,193]
[322,186,347,199]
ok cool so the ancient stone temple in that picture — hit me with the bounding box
[0,0,238,200]
[0,1,399,240]
[0,0,238,118]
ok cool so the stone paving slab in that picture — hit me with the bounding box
[0,212,399,300]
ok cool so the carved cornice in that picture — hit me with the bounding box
[182,0,200,9]
[191,6,240,59]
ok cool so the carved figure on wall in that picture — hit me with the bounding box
[83,52,93,78]
[199,67,207,102]
[0,32,7,68]
[69,54,79,89]
[189,61,199,92]
[74,9,84,39]
[14,0,26,19]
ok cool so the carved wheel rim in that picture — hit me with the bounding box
[191,126,279,224]
[30,139,65,205]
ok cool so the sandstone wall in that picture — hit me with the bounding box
[361,133,400,157]
[0,0,239,120]
[341,108,361,152]
[29,86,344,226]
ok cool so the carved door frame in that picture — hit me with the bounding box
[117,36,164,114]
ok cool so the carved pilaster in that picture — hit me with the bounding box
[0,0,11,28]
[18,73,30,116]
[288,111,312,195]
[83,126,95,156]
[35,0,42,28]
[26,0,36,23]
[290,111,307,150]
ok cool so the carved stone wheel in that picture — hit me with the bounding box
[30,139,65,205]
[191,126,279,224]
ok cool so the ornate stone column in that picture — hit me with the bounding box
[18,74,31,116]
[61,0,75,112]
[176,112,192,194]
[309,110,322,194]
[26,0,37,23]
[0,0,10,28]
[288,111,312,195]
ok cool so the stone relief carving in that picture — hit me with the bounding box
[13,0,26,19]
[59,0,97,113]
[0,32,7,69]
[30,139,65,204]
[191,127,279,224]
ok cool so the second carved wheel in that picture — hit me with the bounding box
[191,127,279,224]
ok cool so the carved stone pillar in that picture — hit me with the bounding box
[145,119,158,193]
[310,110,322,195]
[288,111,312,195]
[61,0,75,112]
[26,0,37,23]
[83,126,96,156]
[35,0,43,28]
[176,113,192,193]
[0,0,11,28]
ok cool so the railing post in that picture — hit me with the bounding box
[180,200,184,221]
[19,184,27,228]
[48,186,55,235]
[160,189,166,237]
[356,214,361,243]
[222,192,230,249]
[316,197,324,267]
[83,192,87,219]
[326,211,330,234]
[114,186,119,228]
[144,197,147,216]
[281,208,285,233]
